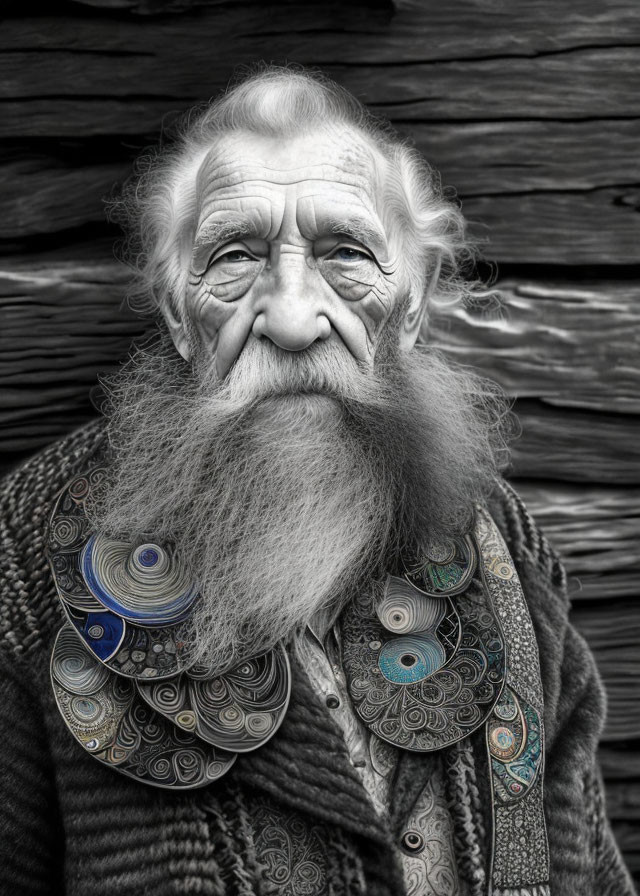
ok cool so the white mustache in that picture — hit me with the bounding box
[195,336,388,413]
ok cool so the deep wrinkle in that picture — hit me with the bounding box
[182,127,408,376]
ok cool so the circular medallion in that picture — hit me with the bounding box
[341,566,506,751]
[81,535,198,627]
[404,534,477,597]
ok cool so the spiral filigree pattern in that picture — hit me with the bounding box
[48,464,291,789]
[51,626,110,694]
[81,535,197,626]
[342,565,506,750]
[376,575,447,635]
[378,634,447,684]
[404,534,477,597]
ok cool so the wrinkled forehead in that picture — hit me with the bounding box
[192,125,389,239]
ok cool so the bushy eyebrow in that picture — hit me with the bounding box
[324,216,388,257]
[193,220,259,254]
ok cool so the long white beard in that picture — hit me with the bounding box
[91,333,509,673]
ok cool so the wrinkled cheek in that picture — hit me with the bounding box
[320,266,394,348]
[185,282,238,354]
[352,288,395,346]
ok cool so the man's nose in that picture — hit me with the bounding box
[251,254,331,351]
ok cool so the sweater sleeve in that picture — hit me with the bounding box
[587,763,637,896]
[543,624,637,895]
[0,652,64,895]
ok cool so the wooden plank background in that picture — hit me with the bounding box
[1,0,638,881]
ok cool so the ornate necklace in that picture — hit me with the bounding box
[47,467,291,789]
[48,465,550,893]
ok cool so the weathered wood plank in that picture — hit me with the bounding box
[5,2,640,64]
[4,118,640,239]
[0,154,126,238]
[568,602,640,741]
[603,780,640,819]
[411,119,640,196]
[2,12,640,134]
[3,48,638,125]
[513,483,640,601]
[511,401,640,485]
[462,188,640,265]
[66,0,231,11]
[600,745,640,780]
[0,99,180,140]
[431,280,640,413]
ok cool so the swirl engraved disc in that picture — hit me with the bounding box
[342,562,506,751]
[378,633,448,684]
[404,534,477,597]
[51,625,135,756]
[81,535,198,627]
[488,687,543,803]
[137,645,292,753]
[65,603,196,680]
[105,700,236,789]
[376,575,448,635]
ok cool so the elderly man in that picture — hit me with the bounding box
[0,68,635,896]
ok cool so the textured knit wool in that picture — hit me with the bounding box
[0,419,636,896]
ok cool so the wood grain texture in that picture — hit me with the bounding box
[431,279,640,413]
[4,119,640,264]
[3,50,639,127]
[510,401,640,484]
[6,2,640,62]
[515,482,640,601]
[2,9,640,123]
[570,602,640,741]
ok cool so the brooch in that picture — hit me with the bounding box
[47,467,291,789]
[342,511,549,893]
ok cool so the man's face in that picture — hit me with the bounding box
[173,125,421,377]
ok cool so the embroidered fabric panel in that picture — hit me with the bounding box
[475,509,542,711]
[475,509,550,894]
[401,773,461,896]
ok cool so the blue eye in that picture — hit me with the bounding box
[331,246,371,262]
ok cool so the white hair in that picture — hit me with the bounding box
[110,65,478,333]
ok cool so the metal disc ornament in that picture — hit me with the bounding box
[81,535,198,626]
[404,534,477,597]
[376,574,449,635]
[51,625,135,760]
[48,464,292,789]
[341,549,506,751]
[137,645,292,753]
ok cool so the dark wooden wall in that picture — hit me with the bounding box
[1,0,639,881]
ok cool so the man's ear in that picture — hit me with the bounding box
[161,299,191,362]
[398,257,442,352]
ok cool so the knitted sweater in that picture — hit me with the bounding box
[0,420,636,896]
